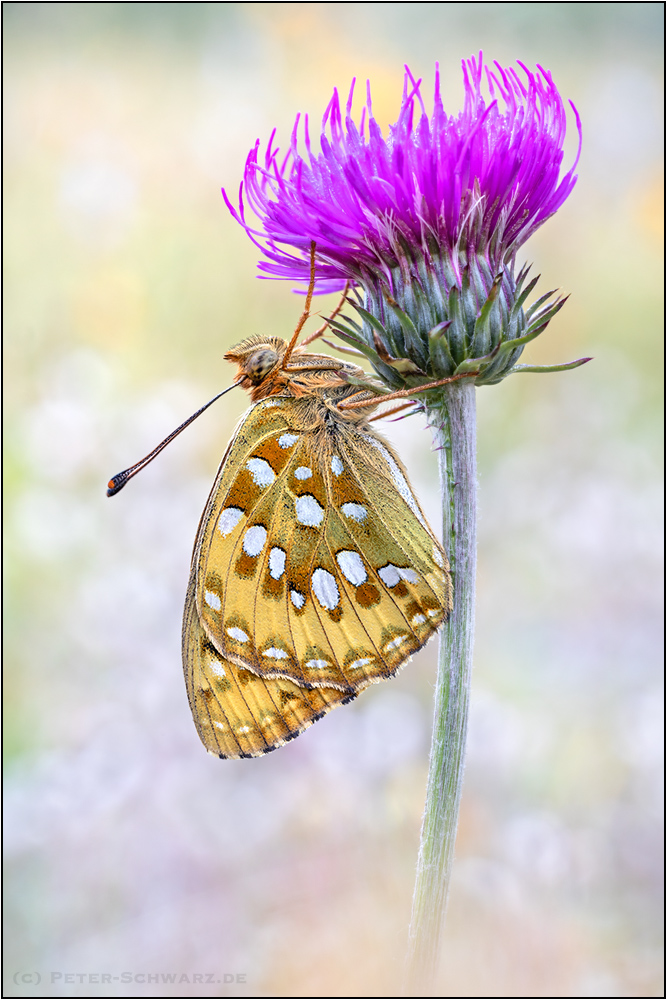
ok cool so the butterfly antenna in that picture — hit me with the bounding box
[281,240,317,368]
[107,383,237,496]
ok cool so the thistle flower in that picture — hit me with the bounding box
[224,53,584,388]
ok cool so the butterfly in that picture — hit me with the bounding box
[109,249,457,758]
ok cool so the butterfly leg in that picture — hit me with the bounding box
[300,281,351,346]
[335,388,380,409]
[281,241,317,368]
[318,338,365,358]
[368,401,419,422]
[338,371,480,411]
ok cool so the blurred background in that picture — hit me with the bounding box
[4,4,663,997]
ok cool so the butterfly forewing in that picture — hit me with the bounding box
[191,394,450,707]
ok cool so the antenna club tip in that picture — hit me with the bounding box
[107,475,125,497]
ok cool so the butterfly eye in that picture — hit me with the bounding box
[246,348,279,383]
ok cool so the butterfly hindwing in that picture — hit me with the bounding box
[183,575,355,758]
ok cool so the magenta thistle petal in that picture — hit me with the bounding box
[224,54,581,293]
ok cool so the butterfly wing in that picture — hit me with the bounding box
[183,575,355,757]
[189,396,450,699]
[321,429,451,687]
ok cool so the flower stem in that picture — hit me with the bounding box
[405,379,477,994]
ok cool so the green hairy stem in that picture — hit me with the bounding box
[406,379,477,994]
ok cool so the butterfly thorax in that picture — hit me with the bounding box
[224,335,376,416]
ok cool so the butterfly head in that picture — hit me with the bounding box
[224,336,288,395]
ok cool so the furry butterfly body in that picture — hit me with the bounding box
[183,335,452,757]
